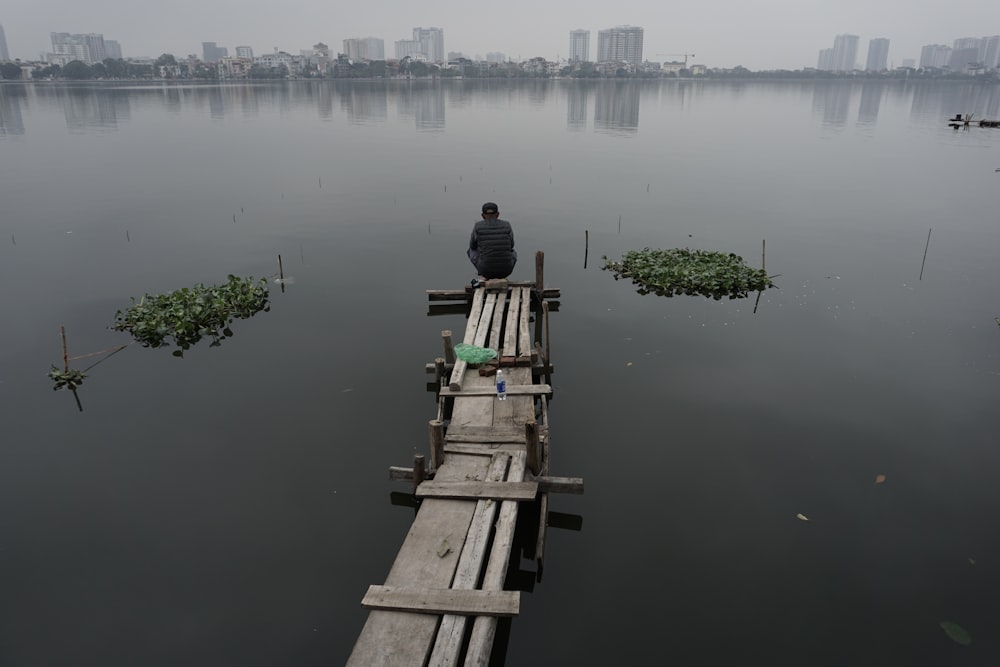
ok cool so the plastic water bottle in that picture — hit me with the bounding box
[495,369,507,401]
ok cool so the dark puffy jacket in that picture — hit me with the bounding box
[469,218,517,278]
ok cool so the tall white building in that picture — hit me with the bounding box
[104,39,122,59]
[0,23,10,61]
[982,35,1000,69]
[596,25,643,65]
[395,40,422,60]
[919,44,951,68]
[569,29,589,62]
[413,27,444,63]
[865,38,889,71]
[235,45,253,59]
[831,34,859,72]
[344,37,384,61]
[51,32,107,64]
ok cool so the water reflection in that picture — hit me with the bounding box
[397,82,445,130]
[910,82,1000,122]
[593,81,640,135]
[566,83,589,130]
[335,81,387,124]
[812,83,852,127]
[857,83,883,124]
[0,85,26,135]
[7,81,999,139]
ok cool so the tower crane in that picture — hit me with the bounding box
[656,53,695,66]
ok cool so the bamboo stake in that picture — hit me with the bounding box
[542,301,551,386]
[278,254,285,293]
[61,326,69,373]
[534,251,544,295]
[919,228,932,281]
[584,230,589,269]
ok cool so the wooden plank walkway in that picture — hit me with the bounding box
[348,262,581,666]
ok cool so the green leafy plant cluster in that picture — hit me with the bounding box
[603,247,776,300]
[111,275,270,356]
[48,367,87,391]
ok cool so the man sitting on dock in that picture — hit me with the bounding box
[467,201,517,282]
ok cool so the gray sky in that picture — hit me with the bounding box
[4,0,999,69]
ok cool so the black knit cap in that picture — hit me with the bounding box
[482,202,499,214]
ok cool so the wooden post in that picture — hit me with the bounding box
[525,421,540,475]
[584,229,589,269]
[441,330,456,365]
[413,454,426,494]
[542,300,551,386]
[434,357,446,386]
[534,251,545,295]
[429,419,445,470]
[60,326,69,372]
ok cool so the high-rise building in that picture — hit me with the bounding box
[982,35,1000,69]
[104,40,122,60]
[919,44,951,68]
[395,40,422,60]
[413,27,444,63]
[235,46,253,59]
[596,25,643,65]
[865,38,889,71]
[569,29,589,62]
[51,32,109,64]
[0,23,10,61]
[949,47,979,71]
[202,42,228,62]
[953,37,981,52]
[817,48,833,70]
[831,34,859,71]
[343,37,384,61]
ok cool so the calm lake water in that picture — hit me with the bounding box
[1,79,999,666]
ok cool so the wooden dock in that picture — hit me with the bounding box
[348,253,582,666]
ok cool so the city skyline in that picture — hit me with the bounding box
[2,0,999,70]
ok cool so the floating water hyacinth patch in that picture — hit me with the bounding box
[939,621,972,646]
[111,275,270,357]
[603,248,776,300]
[48,366,86,391]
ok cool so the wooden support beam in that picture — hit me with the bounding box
[533,476,585,494]
[434,357,446,386]
[441,330,456,365]
[519,287,532,361]
[388,466,414,481]
[449,289,485,390]
[429,419,445,470]
[415,480,538,501]
[542,300,551,384]
[501,286,520,358]
[438,384,551,397]
[426,286,560,301]
[360,585,520,617]
[445,434,526,444]
[525,421,541,475]
[444,443,525,457]
[413,454,425,494]
[535,493,549,576]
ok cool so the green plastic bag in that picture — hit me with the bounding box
[454,343,498,365]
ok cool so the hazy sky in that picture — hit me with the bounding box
[4,0,1000,69]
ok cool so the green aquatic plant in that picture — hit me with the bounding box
[48,366,87,391]
[111,275,270,357]
[603,247,776,300]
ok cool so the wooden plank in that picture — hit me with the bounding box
[444,443,524,457]
[426,286,560,301]
[472,292,496,348]
[444,425,524,438]
[361,585,519,617]
[501,286,521,358]
[465,451,527,666]
[448,289,485,391]
[416,481,538,501]
[446,373,495,431]
[429,453,511,664]
[347,454,491,667]
[445,434,526,444]
[534,476,585,494]
[439,384,551,397]
[518,287,531,359]
[486,290,507,353]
